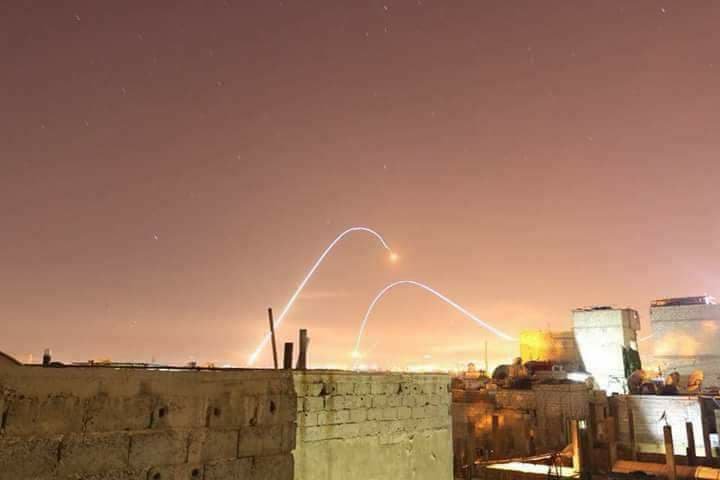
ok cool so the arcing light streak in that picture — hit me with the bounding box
[353,280,516,357]
[638,333,655,343]
[248,227,392,366]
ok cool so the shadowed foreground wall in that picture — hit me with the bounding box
[0,356,452,480]
[0,360,295,480]
[293,371,453,480]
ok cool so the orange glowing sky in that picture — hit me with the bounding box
[3,1,720,368]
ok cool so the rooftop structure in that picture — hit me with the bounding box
[650,295,720,386]
[572,306,641,394]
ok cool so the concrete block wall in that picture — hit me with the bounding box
[0,362,295,480]
[293,371,453,480]
[610,395,706,457]
[452,383,592,460]
[573,308,640,394]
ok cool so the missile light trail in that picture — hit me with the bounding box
[353,280,516,360]
[247,226,394,366]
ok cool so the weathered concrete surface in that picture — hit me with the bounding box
[0,358,453,480]
[650,303,720,386]
[453,383,594,461]
[0,359,296,480]
[293,371,453,480]
[573,307,641,394]
[610,394,707,457]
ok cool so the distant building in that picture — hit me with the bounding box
[519,330,584,372]
[572,306,641,394]
[650,295,720,386]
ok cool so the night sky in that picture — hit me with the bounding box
[3,1,720,369]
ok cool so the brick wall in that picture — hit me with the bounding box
[0,362,295,480]
[293,371,453,480]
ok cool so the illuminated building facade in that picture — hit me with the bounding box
[650,296,720,386]
[572,306,641,394]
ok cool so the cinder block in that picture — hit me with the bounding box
[207,395,257,428]
[0,435,60,479]
[354,383,371,395]
[187,428,238,463]
[304,397,324,412]
[58,432,130,476]
[412,406,427,419]
[238,424,292,457]
[318,410,349,425]
[84,394,153,432]
[402,395,416,407]
[237,425,265,457]
[397,406,411,420]
[253,453,293,480]
[385,383,401,395]
[325,396,344,411]
[257,395,294,426]
[129,430,188,469]
[372,395,387,408]
[5,394,84,435]
[204,458,252,480]
[367,408,382,421]
[382,407,398,420]
[350,408,367,423]
[387,395,402,407]
[371,383,385,395]
[298,411,318,427]
[150,395,207,429]
[336,383,354,395]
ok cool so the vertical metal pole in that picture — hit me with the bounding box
[664,424,677,480]
[267,308,279,369]
[686,421,697,466]
[283,342,294,370]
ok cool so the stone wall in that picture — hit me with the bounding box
[0,361,295,480]
[293,371,453,480]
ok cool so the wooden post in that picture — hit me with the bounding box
[686,421,697,466]
[607,416,618,468]
[628,408,638,461]
[267,308,278,369]
[664,424,677,480]
[491,414,500,458]
[570,420,586,475]
[296,329,308,370]
[283,342,294,370]
[465,421,476,480]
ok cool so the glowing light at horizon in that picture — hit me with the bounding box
[248,226,393,366]
[353,280,516,360]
